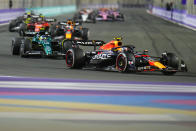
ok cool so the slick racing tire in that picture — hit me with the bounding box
[20,44,26,57]
[162,52,179,75]
[89,14,96,23]
[120,14,125,22]
[82,28,88,41]
[62,40,75,53]
[16,16,23,23]
[11,37,23,55]
[93,18,96,23]
[19,23,27,36]
[116,52,135,73]
[9,20,16,32]
[49,24,57,37]
[73,13,80,21]
[65,48,85,69]
[20,39,31,58]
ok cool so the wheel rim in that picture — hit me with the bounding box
[66,50,74,67]
[116,54,127,72]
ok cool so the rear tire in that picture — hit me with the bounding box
[62,40,75,53]
[82,28,88,40]
[11,37,23,55]
[90,14,96,23]
[65,48,85,69]
[9,20,16,32]
[19,23,27,36]
[120,14,125,21]
[49,24,57,37]
[116,53,135,73]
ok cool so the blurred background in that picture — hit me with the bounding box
[0,0,196,15]
[0,1,196,131]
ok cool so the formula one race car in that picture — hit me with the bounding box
[64,38,187,75]
[110,8,124,21]
[50,19,88,40]
[73,8,96,23]
[18,15,56,37]
[9,11,36,32]
[96,8,114,21]
[96,8,124,21]
[11,31,65,58]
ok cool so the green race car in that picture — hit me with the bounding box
[11,31,65,58]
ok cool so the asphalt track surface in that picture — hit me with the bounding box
[0,8,196,83]
[0,8,196,131]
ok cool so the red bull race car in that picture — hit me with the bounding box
[64,37,187,75]
[50,20,89,41]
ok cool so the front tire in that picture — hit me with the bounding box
[11,37,23,55]
[20,39,31,58]
[161,52,179,75]
[9,20,16,32]
[65,48,85,69]
[82,28,88,40]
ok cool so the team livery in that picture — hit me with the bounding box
[50,20,89,41]
[64,37,187,75]
[18,15,56,37]
[73,8,96,23]
[11,31,65,58]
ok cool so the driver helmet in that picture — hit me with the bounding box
[26,12,31,18]
[67,19,73,25]
[39,35,47,41]
[114,37,122,47]
[39,14,45,19]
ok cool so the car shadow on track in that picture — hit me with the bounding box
[68,68,196,78]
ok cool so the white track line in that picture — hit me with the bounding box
[0,112,195,121]
[0,81,196,93]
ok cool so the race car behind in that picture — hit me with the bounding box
[18,15,56,37]
[11,31,64,58]
[50,20,89,41]
[73,8,96,23]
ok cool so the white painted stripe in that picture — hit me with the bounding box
[0,112,195,121]
[0,75,15,77]
[0,81,196,93]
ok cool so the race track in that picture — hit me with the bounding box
[0,8,196,131]
[0,8,196,83]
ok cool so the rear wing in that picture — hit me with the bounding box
[59,21,81,26]
[75,40,105,46]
